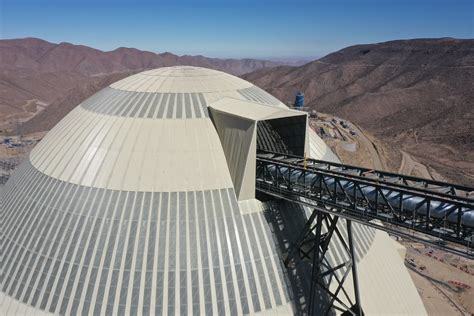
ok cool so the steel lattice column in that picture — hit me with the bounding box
[285,208,363,315]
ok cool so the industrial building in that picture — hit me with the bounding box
[1,66,428,315]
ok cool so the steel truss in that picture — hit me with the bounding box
[256,150,474,258]
[285,208,363,315]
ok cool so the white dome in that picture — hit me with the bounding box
[1,66,295,315]
[1,66,426,315]
[27,66,285,193]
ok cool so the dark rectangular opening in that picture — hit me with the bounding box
[257,115,306,156]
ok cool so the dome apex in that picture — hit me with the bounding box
[110,66,253,93]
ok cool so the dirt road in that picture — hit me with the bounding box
[408,269,465,315]
[347,122,386,170]
[399,150,433,179]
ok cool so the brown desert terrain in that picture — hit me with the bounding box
[0,37,280,134]
[244,38,474,186]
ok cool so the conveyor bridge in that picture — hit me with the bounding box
[255,150,474,315]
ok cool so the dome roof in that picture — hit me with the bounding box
[111,66,254,93]
[1,66,426,316]
[1,66,295,315]
[27,67,283,193]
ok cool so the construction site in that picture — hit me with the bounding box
[1,66,473,315]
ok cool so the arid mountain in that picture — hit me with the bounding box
[243,38,474,185]
[0,38,278,76]
[0,37,278,133]
[1,37,473,185]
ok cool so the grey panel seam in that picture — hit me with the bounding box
[80,87,209,119]
[237,86,280,106]
[2,160,297,314]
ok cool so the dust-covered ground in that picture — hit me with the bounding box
[310,113,448,182]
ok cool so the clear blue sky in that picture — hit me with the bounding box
[1,0,472,59]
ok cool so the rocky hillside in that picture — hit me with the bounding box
[0,38,278,77]
[243,38,474,185]
[0,37,278,133]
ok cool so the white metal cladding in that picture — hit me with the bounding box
[1,66,426,315]
[208,98,308,201]
[81,88,210,119]
[237,87,281,106]
[27,106,233,192]
[109,67,254,93]
[1,160,291,315]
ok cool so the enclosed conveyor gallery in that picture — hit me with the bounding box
[210,98,308,201]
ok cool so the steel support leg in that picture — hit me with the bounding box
[286,207,364,315]
[308,210,324,315]
[284,209,318,267]
[347,220,363,316]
